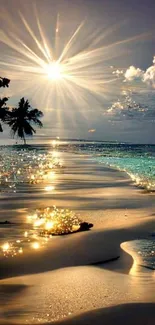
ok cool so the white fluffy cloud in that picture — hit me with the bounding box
[124,66,144,82]
[143,63,155,87]
[124,56,155,88]
[108,59,155,121]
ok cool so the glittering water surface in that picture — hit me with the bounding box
[1,142,155,192]
[0,145,63,193]
[0,141,155,270]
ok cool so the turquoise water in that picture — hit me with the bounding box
[95,156,155,191]
[73,143,155,192]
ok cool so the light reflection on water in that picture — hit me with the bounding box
[0,145,63,193]
[0,144,66,258]
[0,222,48,258]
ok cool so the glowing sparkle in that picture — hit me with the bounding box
[51,140,57,147]
[44,185,55,192]
[2,242,10,252]
[34,219,45,227]
[27,214,38,221]
[29,206,82,236]
[45,221,55,230]
[48,171,55,179]
[32,242,40,250]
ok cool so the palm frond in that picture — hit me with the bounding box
[0,77,10,88]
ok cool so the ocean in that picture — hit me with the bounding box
[71,142,155,192]
[0,141,154,270]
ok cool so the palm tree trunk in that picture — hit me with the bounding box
[23,134,26,145]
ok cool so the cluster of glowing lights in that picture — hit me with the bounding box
[0,232,38,258]
[29,206,81,235]
[1,241,23,257]
[0,147,63,193]
[1,236,41,257]
[1,206,82,257]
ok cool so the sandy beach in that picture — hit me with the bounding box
[0,152,155,324]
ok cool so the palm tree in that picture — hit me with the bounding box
[6,97,43,144]
[0,98,9,132]
[0,77,10,88]
[0,77,10,132]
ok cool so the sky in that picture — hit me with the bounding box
[0,0,155,144]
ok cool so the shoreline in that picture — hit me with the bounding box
[0,152,155,323]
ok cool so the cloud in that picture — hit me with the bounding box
[112,69,124,77]
[124,56,155,88]
[124,66,144,82]
[143,58,155,87]
[107,101,124,113]
[107,91,155,121]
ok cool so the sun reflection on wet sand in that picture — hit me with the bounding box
[0,146,63,193]
[1,205,82,258]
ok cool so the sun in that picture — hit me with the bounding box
[45,61,63,80]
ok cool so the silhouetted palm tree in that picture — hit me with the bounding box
[0,98,10,132]
[0,76,10,132]
[6,97,43,144]
[0,77,10,88]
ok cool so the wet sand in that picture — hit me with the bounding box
[0,153,155,324]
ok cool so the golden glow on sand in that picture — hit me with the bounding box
[2,242,10,252]
[44,185,55,192]
[32,242,40,250]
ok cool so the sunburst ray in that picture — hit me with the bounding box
[0,5,151,130]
